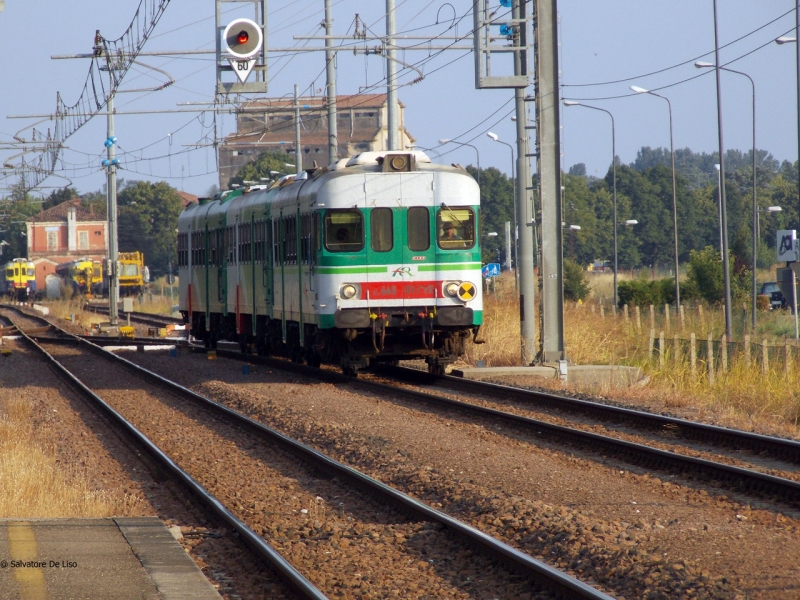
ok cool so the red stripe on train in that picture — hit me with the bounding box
[360,280,440,300]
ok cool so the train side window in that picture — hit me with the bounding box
[370,208,393,252]
[436,207,475,250]
[324,210,363,252]
[407,206,430,251]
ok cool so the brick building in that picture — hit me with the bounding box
[218,93,416,189]
[25,199,108,288]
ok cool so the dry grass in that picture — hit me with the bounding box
[0,395,137,518]
[464,270,800,436]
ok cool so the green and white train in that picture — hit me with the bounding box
[178,151,483,375]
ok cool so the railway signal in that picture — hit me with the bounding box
[223,18,263,83]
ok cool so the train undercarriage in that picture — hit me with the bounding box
[185,308,477,376]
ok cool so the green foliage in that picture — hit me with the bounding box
[473,166,515,267]
[232,151,296,187]
[0,197,40,261]
[686,246,749,305]
[117,181,183,277]
[563,259,590,301]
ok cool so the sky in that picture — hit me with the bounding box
[0,1,799,200]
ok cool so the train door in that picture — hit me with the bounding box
[263,211,274,315]
[398,174,436,307]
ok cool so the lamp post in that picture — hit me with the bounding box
[630,85,681,313]
[486,131,518,290]
[777,30,800,231]
[562,100,618,306]
[438,139,480,185]
[696,61,758,330]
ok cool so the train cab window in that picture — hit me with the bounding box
[407,207,430,251]
[27,269,34,277]
[370,208,393,252]
[436,208,475,250]
[324,210,363,252]
[6,268,13,277]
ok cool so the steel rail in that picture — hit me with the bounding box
[203,348,800,509]
[5,318,328,600]
[384,366,800,466]
[48,337,614,599]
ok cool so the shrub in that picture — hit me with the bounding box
[687,246,749,304]
[563,259,590,301]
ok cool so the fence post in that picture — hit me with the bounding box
[591,304,595,314]
[649,328,655,360]
[600,304,605,319]
[635,306,642,333]
[680,305,685,331]
[659,331,665,368]
[664,304,670,332]
[762,339,769,374]
[690,332,697,377]
[707,332,715,384]
[720,334,728,373]
[744,335,751,368]
[612,303,617,316]
[623,304,629,324]
[674,333,680,367]
[786,338,791,377]
[649,304,655,330]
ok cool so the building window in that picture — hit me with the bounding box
[47,231,58,251]
[78,231,89,250]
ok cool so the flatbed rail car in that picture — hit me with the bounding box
[178,151,483,375]
[1,258,36,301]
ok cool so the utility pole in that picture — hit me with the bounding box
[386,0,399,150]
[294,84,302,173]
[106,87,119,326]
[324,0,338,162]
[534,0,565,363]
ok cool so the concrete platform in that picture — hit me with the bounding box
[0,518,221,599]
[451,364,648,389]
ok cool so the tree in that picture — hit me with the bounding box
[117,181,183,276]
[472,166,515,266]
[232,151,296,186]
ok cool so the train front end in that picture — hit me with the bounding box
[315,152,482,375]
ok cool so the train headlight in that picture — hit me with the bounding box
[456,281,477,302]
[340,284,358,300]
[445,281,460,297]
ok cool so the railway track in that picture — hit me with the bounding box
[2,310,613,599]
[199,346,800,513]
[82,302,184,328]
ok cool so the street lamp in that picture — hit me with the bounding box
[563,99,618,306]
[775,33,800,230]
[696,61,759,330]
[630,85,681,312]
[438,139,480,185]
[486,131,518,289]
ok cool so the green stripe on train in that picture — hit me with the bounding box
[315,266,388,274]
[417,263,482,272]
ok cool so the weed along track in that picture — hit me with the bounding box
[27,337,612,599]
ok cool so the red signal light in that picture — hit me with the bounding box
[237,30,249,45]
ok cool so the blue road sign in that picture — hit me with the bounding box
[482,263,501,278]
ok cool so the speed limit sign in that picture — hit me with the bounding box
[228,58,256,83]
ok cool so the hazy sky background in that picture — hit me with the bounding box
[0,1,798,198]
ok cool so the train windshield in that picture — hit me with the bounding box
[325,210,364,252]
[436,208,476,250]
